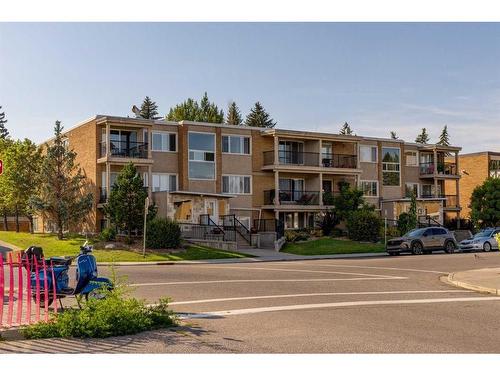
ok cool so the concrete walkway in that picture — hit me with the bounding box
[0,239,20,260]
[447,267,500,295]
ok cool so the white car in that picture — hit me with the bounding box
[459,228,500,252]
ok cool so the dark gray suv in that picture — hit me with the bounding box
[386,226,458,255]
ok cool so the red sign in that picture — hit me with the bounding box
[0,159,3,175]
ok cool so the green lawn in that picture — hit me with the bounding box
[281,237,385,256]
[0,231,252,262]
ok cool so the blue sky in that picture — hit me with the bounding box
[1,23,499,152]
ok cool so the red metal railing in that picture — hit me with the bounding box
[0,251,57,328]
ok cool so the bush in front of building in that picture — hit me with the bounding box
[470,178,500,229]
[346,209,382,243]
[99,226,117,242]
[284,230,310,243]
[146,218,181,249]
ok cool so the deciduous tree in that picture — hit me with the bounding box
[470,178,500,228]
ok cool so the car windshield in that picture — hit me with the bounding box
[474,230,493,238]
[405,228,426,237]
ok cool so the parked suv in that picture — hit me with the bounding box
[459,228,500,252]
[386,226,458,255]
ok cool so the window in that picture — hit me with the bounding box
[405,183,419,198]
[382,147,401,186]
[222,135,250,154]
[189,132,215,180]
[432,228,447,236]
[360,180,378,197]
[360,145,377,163]
[222,175,251,194]
[490,159,500,178]
[405,151,418,166]
[421,184,434,197]
[142,172,149,187]
[152,174,177,192]
[152,132,176,152]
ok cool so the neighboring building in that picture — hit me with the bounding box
[34,115,462,236]
[448,151,500,219]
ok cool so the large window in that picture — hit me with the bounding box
[360,145,377,163]
[382,147,401,186]
[490,159,500,178]
[360,180,378,197]
[152,132,176,152]
[222,135,250,155]
[152,173,177,192]
[222,175,251,194]
[189,132,215,180]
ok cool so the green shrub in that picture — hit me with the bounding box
[317,210,338,236]
[285,230,310,243]
[22,285,175,339]
[99,227,117,242]
[346,210,382,242]
[383,225,401,239]
[146,218,181,249]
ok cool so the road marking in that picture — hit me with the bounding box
[290,262,448,274]
[170,289,473,305]
[199,265,403,279]
[130,276,406,287]
[180,296,500,319]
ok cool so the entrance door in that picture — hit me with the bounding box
[205,199,218,224]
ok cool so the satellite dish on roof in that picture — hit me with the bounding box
[132,105,142,118]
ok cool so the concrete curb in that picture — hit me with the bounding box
[445,272,500,296]
[96,252,388,266]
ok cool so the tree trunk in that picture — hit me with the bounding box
[57,215,63,240]
[28,215,34,234]
[15,205,20,233]
[2,209,8,231]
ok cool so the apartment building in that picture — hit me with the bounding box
[34,115,462,236]
[448,151,500,219]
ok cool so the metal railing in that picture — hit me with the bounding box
[100,141,149,159]
[198,214,236,242]
[221,214,251,244]
[264,189,320,205]
[419,162,457,176]
[262,150,357,168]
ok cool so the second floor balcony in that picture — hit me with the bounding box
[419,161,457,176]
[263,150,357,169]
[100,140,149,159]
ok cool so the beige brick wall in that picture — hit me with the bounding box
[456,153,490,218]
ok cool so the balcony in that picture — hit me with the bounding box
[100,141,149,159]
[263,150,357,169]
[99,187,107,203]
[264,189,320,206]
[419,162,458,177]
[443,195,459,209]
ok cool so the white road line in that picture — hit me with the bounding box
[170,289,473,306]
[200,265,403,279]
[130,276,406,287]
[289,262,448,274]
[180,296,500,319]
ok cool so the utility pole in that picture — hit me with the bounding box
[143,196,149,258]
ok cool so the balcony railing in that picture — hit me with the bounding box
[100,141,149,159]
[99,187,107,203]
[419,162,457,176]
[264,189,320,205]
[262,150,357,169]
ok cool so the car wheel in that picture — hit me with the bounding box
[445,241,455,254]
[411,242,424,255]
[483,242,492,252]
[388,252,398,256]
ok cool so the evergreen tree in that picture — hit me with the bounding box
[166,93,224,123]
[103,162,151,242]
[244,102,276,128]
[0,106,9,139]
[30,121,93,239]
[226,101,243,125]
[339,122,354,135]
[390,131,398,139]
[139,96,160,120]
[437,125,450,147]
[415,128,430,144]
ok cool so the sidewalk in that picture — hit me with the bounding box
[447,267,500,295]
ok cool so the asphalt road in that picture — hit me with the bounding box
[3,251,500,353]
[110,251,500,353]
